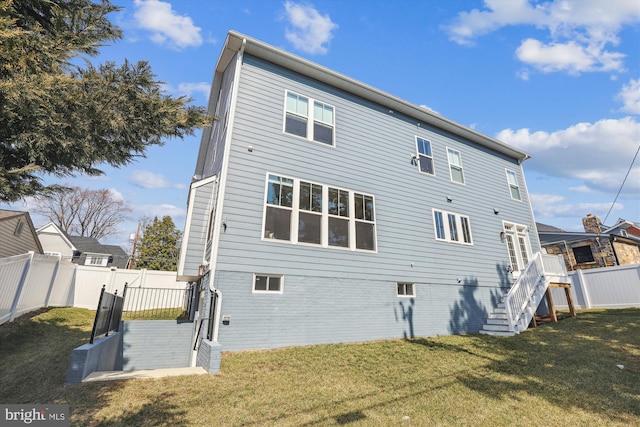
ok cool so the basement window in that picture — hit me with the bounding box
[253,274,284,293]
[397,282,415,297]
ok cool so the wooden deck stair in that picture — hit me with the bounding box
[479,253,571,337]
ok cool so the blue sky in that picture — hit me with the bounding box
[4,0,639,248]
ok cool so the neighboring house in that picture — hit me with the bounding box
[36,222,129,268]
[178,31,542,352]
[0,210,43,258]
[603,218,640,239]
[538,214,640,270]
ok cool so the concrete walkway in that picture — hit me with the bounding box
[82,367,208,382]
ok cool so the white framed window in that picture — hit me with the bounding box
[253,274,284,293]
[447,148,465,184]
[433,209,473,245]
[505,169,521,201]
[284,91,335,146]
[262,173,377,252]
[397,282,415,297]
[416,137,434,175]
[264,175,294,241]
[502,221,532,276]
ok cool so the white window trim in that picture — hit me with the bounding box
[252,273,284,294]
[261,172,377,253]
[446,147,465,185]
[283,90,336,148]
[397,282,415,297]
[432,209,473,245]
[415,136,435,176]
[505,169,522,201]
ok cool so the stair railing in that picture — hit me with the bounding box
[504,252,545,332]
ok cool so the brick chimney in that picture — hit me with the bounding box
[582,214,602,234]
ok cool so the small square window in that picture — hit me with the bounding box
[254,274,284,293]
[397,282,415,297]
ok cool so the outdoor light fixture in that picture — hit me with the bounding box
[493,208,499,215]
[446,195,453,202]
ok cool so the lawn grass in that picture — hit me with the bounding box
[1,307,638,426]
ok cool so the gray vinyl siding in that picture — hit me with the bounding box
[203,54,538,349]
[203,55,237,179]
[181,179,218,277]
[0,216,41,257]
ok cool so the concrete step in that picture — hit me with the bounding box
[479,329,517,337]
[481,324,510,332]
[82,367,207,383]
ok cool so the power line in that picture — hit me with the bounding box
[602,142,640,226]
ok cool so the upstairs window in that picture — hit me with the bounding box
[285,92,308,138]
[298,181,323,245]
[263,174,376,252]
[264,175,294,241]
[506,170,522,201]
[447,148,465,184]
[416,137,434,175]
[284,91,335,146]
[354,193,375,250]
[328,187,350,248]
[433,209,473,245]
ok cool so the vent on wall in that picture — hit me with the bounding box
[14,220,24,236]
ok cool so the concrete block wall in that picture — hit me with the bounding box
[65,332,123,383]
[122,320,194,370]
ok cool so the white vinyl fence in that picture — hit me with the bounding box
[549,263,640,310]
[0,252,188,326]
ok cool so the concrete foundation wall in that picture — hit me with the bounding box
[122,320,194,370]
[197,340,222,374]
[66,332,123,384]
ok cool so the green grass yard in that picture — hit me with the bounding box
[0,307,638,426]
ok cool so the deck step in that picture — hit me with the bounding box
[479,329,516,337]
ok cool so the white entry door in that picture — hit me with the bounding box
[503,222,532,279]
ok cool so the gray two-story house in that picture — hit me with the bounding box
[178,31,542,356]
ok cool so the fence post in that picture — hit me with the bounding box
[9,252,35,322]
[90,285,106,344]
[577,269,592,309]
[43,254,62,307]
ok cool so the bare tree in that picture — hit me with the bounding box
[34,186,132,240]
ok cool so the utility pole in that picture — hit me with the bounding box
[129,222,141,269]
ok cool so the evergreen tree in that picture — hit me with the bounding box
[0,0,209,202]
[136,216,181,271]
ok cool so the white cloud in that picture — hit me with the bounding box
[515,38,624,74]
[130,171,186,190]
[177,82,211,98]
[284,1,338,54]
[133,0,202,50]
[617,79,640,114]
[568,185,592,193]
[446,0,640,75]
[530,193,623,218]
[136,204,186,219]
[108,188,125,202]
[497,117,640,196]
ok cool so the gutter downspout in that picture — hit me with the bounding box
[609,235,621,266]
[199,37,247,355]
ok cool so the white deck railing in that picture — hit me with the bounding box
[504,253,567,333]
